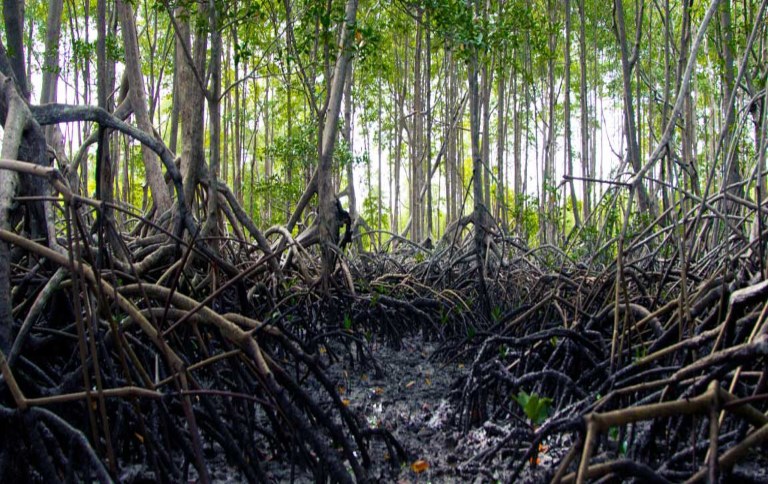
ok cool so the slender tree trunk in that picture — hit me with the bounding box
[411,12,423,242]
[578,0,591,221]
[425,14,433,238]
[481,42,493,210]
[513,60,523,235]
[565,0,580,229]
[95,0,113,214]
[343,64,358,230]
[445,47,454,225]
[2,0,29,99]
[175,7,207,212]
[317,0,358,283]
[720,0,742,211]
[468,0,490,316]
[234,37,243,204]
[118,0,172,215]
[614,0,655,217]
[543,0,557,244]
[169,48,180,154]
[40,0,63,126]
[377,74,383,248]
[496,36,506,228]
[264,73,271,221]
[203,0,222,238]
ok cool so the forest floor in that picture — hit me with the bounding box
[263,335,564,483]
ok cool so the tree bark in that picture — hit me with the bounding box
[174,6,207,213]
[720,0,742,212]
[578,0,591,221]
[203,0,222,238]
[468,0,490,315]
[118,0,173,215]
[614,0,656,217]
[411,11,423,242]
[317,0,358,283]
[2,0,29,99]
[565,0,581,229]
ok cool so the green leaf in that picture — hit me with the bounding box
[514,391,552,426]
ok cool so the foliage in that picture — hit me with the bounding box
[513,390,552,427]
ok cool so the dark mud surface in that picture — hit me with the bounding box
[258,336,565,483]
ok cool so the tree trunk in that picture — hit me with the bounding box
[468,0,490,316]
[720,0,742,212]
[2,0,29,99]
[343,63,358,235]
[425,15,433,238]
[317,0,358,283]
[543,0,557,244]
[614,0,655,217]
[481,20,493,211]
[411,12,423,242]
[513,55,523,235]
[203,0,222,238]
[578,0,591,221]
[175,7,207,212]
[496,43,506,229]
[377,74,383,248]
[565,0,580,229]
[445,47,454,225]
[264,73,272,222]
[118,0,173,215]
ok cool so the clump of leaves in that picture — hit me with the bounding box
[514,391,552,427]
[491,306,503,322]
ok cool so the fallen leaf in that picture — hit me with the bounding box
[341,398,351,407]
[539,443,549,453]
[425,377,431,386]
[410,459,429,473]
[134,432,144,443]
[338,386,346,395]
[373,387,384,395]
[405,380,416,389]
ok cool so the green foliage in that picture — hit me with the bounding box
[360,189,390,251]
[609,427,628,456]
[514,391,552,426]
[491,306,502,323]
[511,193,539,245]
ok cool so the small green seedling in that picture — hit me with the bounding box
[514,391,552,427]
[609,426,628,456]
[491,306,503,322]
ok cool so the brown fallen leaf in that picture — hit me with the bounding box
[410,459,429,473]
[405,380,416,389]
[341,398,351,407]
